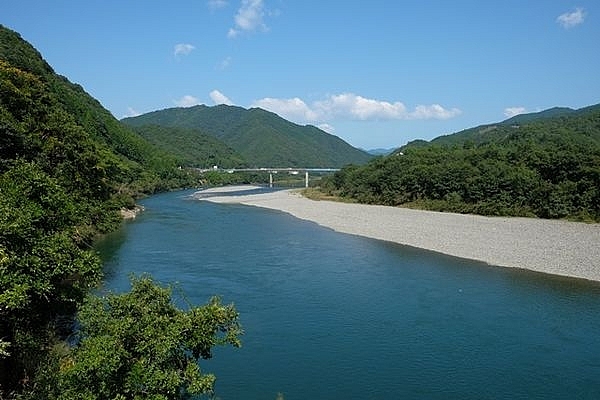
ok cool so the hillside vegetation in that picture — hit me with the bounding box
[0,26,200,195]
[131,124,247,168]
[0,25,226,397]
[428,106,588,147]
[321,105,600,221]
[122,104,373,168]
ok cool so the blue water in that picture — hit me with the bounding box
[96,189,600,399]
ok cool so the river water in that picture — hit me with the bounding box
[96,189,600,400]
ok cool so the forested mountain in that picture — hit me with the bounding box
[422,105,598,148]
[131,124,246,168]
[366,147,397,156]
[0,25,198,194]
[500,106,575,125]
[321,104,600,221]
[122,105,373,168]
[0,25,211,397]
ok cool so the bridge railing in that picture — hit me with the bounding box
[196,167,340,187]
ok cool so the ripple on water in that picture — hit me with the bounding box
[97,190,600,400]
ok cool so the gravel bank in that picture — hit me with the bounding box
[194,186,600,282]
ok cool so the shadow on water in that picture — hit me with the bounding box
[94,224,130,280]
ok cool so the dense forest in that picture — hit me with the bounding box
[131,124,247,169]
[320,105,600,221]
[0,25,241,399]
[122,104,373,168]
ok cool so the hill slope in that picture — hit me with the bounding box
[0,25,194,194]
[421,105,599,149]
[131,124,246,168]
[0,25,200,393]
[323,104,600,221]
[500,106,575,125]
[122,104,373,168]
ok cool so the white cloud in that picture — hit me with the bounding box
[315,93,407,120]
[228,0,268,38]
[504,107,527,118]
[122,107,141,119]
[174,43,195,56]
[210,90,234,105]
[410,104,462,119]
[174,95,200,107]
[218,56,232,70]
[252,97,319,122]
[317,123,335,134]
[208,0,228,10]
[252,93,461,124]
[227,28,239,38]
[557,8,586,29]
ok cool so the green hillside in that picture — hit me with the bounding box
[500,106,575,125]
[122,104,373,168]
[321,104,600,221]
[0,26,201,195]
[0,25,203,395]
[131,124,246,168]
[423,106,594,148]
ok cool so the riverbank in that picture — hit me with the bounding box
[193,186,600,282]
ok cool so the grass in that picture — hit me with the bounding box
[300,187,357,203]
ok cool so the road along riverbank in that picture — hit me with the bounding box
[193,186,600,282]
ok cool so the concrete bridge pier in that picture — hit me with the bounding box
[200,167,339,188]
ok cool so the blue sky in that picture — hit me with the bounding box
[3,1,599,149]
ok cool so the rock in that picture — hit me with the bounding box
[120,205,144,220]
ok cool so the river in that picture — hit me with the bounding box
[96,189,600,400]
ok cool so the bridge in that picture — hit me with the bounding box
[198,167,340,187]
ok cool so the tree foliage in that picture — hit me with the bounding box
[0,25,207,396]
[321,106,600,221]
[0,161,103,391]
[0,26,200,196]
[132,124,247,169]
[36,276,242,400]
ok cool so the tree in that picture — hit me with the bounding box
[44,276,242,400]
[319,106,600,221]
[0,162,103,392]
[1,26,237,398]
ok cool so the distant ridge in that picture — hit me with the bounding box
[417,104,600,148]
[122,105,373,168]
[500,107,575,125]
[366,147,397,156]
[326,102,600,221]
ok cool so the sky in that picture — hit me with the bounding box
[2,1,599,149]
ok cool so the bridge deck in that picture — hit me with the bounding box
[197,167,340,173]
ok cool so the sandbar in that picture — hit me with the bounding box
[193,186,600,282]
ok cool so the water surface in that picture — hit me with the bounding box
[97,189,600,399]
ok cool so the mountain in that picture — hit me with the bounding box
[500,107,575,125]
[419,105,596,149]
[366,147,397,156]
[326,103,600,221]
[122,105,373,168]
[0,24,206,393]
[130,124,246,168]
[0,25,196,194]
